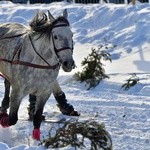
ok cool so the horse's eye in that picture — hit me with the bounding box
[54,35,58,40]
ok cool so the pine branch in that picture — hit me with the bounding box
[42,120,112,150]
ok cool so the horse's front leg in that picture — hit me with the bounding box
[0,87,23,127]
[0,78,11,113]
[32,92,51,141]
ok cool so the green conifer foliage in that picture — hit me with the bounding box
[75,47,111,90]
[121,73,139,91]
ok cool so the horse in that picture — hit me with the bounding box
[0,9,75,140]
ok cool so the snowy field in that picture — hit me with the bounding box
[0,1,150,149]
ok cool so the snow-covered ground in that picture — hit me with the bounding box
[0,1,150,149]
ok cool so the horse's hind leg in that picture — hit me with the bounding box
[0,78,10,113]
[53,80,79,116]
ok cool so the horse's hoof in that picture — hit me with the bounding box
[0,112,9,128]
[70,110,80,116]
[57,104,80,116]
[32,128,40,141]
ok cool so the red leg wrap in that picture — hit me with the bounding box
[32,128,40,141]
[0,113,9,128]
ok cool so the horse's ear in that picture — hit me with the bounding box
[48,10,55,22]
[63,9,68,19]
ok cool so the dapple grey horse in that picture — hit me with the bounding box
[0,9,74,140]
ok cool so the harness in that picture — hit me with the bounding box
[0,23,73,70]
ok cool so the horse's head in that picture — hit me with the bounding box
[29,10,75,72]
[48,10,75,72]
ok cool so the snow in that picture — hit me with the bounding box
[0,1,150,149]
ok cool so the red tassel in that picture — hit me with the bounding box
[32,128,40,141]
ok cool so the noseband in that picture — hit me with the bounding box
[51,24,73,56]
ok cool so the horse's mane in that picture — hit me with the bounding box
[29,12,70,33]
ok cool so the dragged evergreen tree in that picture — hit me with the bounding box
[75,47,112,90]
[43,120,113,150]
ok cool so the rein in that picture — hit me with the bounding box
[0,33,27,40]
[28,34,53,67]
[0,58,59,69]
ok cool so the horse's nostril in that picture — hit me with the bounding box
[63,61,68,66]
[63,60,75,70]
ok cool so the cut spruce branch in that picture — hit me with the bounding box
[121,73,139,91]
[42,119,113,150]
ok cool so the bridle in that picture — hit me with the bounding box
[51,23,74,57]
[29,22,73,66]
